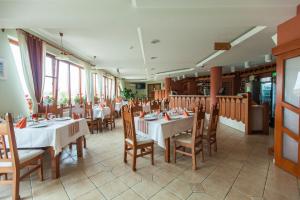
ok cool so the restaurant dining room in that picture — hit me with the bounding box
[1,1,300,200]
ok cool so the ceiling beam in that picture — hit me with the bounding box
[137,27,146,65]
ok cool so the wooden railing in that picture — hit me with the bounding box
[154,90,167,100]
[169,94,252,134]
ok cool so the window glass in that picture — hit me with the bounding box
[58,61,69,105]
[9,42,29,96]
[70,65,80,104]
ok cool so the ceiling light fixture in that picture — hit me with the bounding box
[244,61,250,69]
[194,72,198,77]
[196,26,266,67]
[182,75,186,79]
[137,27,146,65]
[55,32,70,61]
[151,39,160,44]
[155,68,194,76]
[150,56,157,60]
[265,54,272,63]
[272,34,277,45]
[230,66,235,73]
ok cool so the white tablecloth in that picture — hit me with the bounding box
[134,116,194,148]
[93,106,111,119]
[14,118,89,155]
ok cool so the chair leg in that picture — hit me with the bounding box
[192,148,197,170]
[12,170,20,200]
[201,143,205,162]
[151,143,154,165]
[69,143,73,151]
[83,136,87,148]
[123,143,127,163]
[132,147,137,171]
[39,158,44,181]
[173,142,177,163]
[209,142,212,156]
[214,140,217,152]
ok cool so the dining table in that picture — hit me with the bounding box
[134,113,194,162]
[14,117,89,179]
[72,104,111,120]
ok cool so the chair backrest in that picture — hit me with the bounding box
[208,104,220,134]
[0,113,19,171]
[46,104,63,118]
[121,105,137,146]
[150,100,161,111]
[162,99,169,110]
[192,106,205,144]
[84,102,94,119]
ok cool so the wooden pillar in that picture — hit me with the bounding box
[164,77,171,98]
[210,67,222,107]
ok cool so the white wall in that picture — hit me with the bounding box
[0,30,29,116]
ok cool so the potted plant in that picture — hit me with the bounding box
[74,94,80,105]
[58,92,68,106]
[120,88,135,100]
[43,95,54,106]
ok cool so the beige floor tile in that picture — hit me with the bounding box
[73,189,105,200]
[118,171,142,187]
[187,192,216,200]
[150,189,181,200]
[64,178,96,199]
[113,189,144,200]
[90,171,116,187]
[132,180,162,199]
[225,187,252,200]
[98,179,129,199]
[165,178,192,199]
[3,119,300,200]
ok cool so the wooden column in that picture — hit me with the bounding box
[210,67,222,107]
[164,77,171,99]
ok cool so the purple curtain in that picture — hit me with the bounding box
[26,35,43,103]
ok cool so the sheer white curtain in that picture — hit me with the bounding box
[85,68,94,104]
[17,30,38,113]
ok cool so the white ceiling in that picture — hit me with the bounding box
[0,0,299,80]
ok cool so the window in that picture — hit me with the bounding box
[9,40,29,96]
[42,54,85,106]
[70,64,80,103]
[57,61,69,105]
[43,55,57,98]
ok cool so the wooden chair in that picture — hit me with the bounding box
[0,113,44,200]
[84,102,100,133]
[203,105,219,156]
[46,104,63,118]
[103,104,116,131]
[150,100,161,112]
[122,105,154,171]
[173,107,205,170]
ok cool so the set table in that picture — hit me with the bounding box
[134,115,194,162]
[14,118,89,179]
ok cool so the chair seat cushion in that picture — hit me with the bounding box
[174,134,192,144]
[0,149,44,168]
[19,149,44,164]
[126,135,153,146]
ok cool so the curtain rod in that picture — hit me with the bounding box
[17,29,93,66]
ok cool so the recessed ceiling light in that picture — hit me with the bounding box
[151,39,160,44]
[150,56,157,60]
[129,46,134,50]
[151,68,155,71]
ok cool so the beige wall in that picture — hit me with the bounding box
[124,81,164,98]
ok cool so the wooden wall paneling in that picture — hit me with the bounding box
[235,98,241,121]
[230,98,236,119]
[225,98,231,118]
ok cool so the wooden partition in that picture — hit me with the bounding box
[169,94,252,134]
[154,90,167,100]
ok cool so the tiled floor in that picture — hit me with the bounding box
[1,119,300,200]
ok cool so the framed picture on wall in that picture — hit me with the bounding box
[0,58,7,80]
